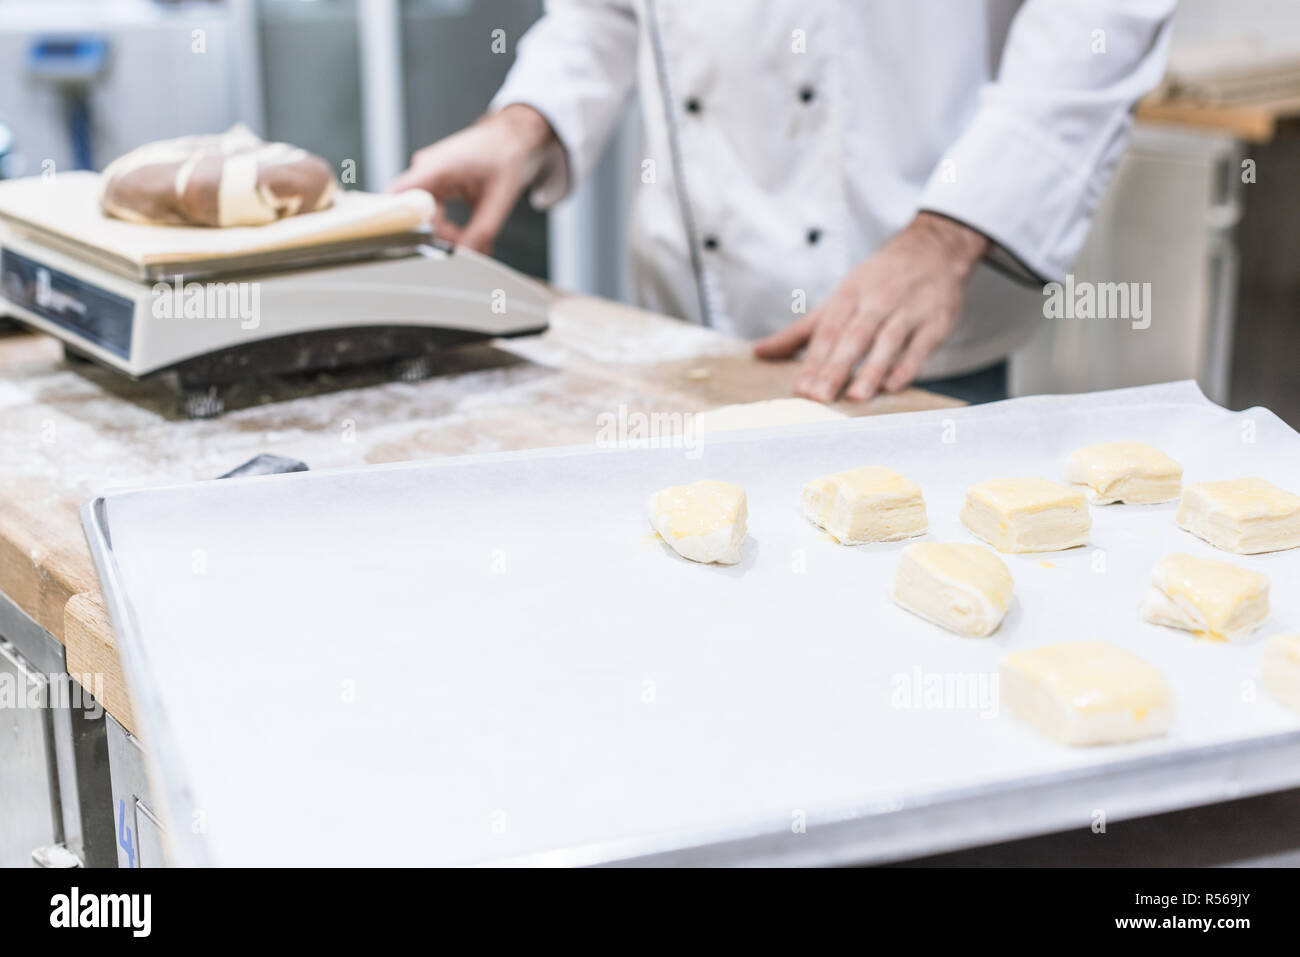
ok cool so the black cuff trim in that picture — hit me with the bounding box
[918,209,1051,288]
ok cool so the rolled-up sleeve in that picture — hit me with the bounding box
[919,0,1177,282]
[490,0,639,208]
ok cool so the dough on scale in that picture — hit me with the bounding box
[646,480,747,564]
[959,477,1090,553]
[1176,477,1300,554]
[802,466,927,544]
[99,124,338,227]
[1140,552,1269,643]
[891,542,1012,637]
[1065,441,1182,504]
[694,398,845,434]
[1262,634,1300,714]
[1000,641,1174,746]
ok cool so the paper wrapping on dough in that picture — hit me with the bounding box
[100,124,338,227]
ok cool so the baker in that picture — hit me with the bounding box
[392,1,1176,404]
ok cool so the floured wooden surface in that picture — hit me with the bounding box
[0,294,959,732]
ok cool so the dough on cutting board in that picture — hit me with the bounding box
[1140,552,1269,643]
[802,466,927,544]
[693,398,845,434]
[1262,634,1300,714]
[1176,477,1300,554]
[100,124,338,227]
[891,542,1012,637]
[959,477,1090,553]
[1065,441,1182,504]
[999,641,1174,746]
[646,480,748,564]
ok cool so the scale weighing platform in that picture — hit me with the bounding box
[0,172,549,416]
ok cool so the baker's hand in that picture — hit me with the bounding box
[390,104,557,255]
[754,213,988,402]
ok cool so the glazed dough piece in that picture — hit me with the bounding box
[1176,477,1300,554]
[802,466,927,544]
[694,398,845,434]
[1065,441,1182,504]
[959,477,1090,553]
[1141,552,1269,642]
[1262,634,1300,714]
[1000,641,1174,746]
[646,480,747,564]
[891,543,1013,637]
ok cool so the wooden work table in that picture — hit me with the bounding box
[1138,91,1300,143]
[0,292,959,735]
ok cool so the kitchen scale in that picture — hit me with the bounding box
[0,172,549,417]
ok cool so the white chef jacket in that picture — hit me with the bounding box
[492,0,1176,378]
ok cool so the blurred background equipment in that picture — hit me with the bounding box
[25,33,109,170]
[0,0,246,178]
[1008,127,1244,407]
[1137,0,1300,426]
[0,119,12,178]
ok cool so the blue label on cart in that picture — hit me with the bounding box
[1,246,134,358]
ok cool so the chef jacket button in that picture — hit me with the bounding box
[799,85,816,104]
[806,228,822,245]
[685,97,702,114]
[702,234,719,251]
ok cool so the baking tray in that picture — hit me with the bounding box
[81,381,1300,866]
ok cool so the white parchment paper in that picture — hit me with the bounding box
[93,381,1300,865]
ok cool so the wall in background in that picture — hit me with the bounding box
[256,0,364,178]
[1228,126,1300,427]
[397,0,547,280]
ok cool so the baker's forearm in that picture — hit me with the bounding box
[491,103,560,166]
[910,212,989,282]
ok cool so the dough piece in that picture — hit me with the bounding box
[1000,641,1174,746]
[959,477,1090,553]
[1262,634,1300,714]
[891,542,1013,637]
[802,466,927,544]
[1140,552,1269,643]
[1176,477,1300,554]
[694,398,845,434]
[646,480,747,564]
[1064,441,1182,504]
[100,124,338,227]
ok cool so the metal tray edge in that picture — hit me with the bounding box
[80,497,213,867]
